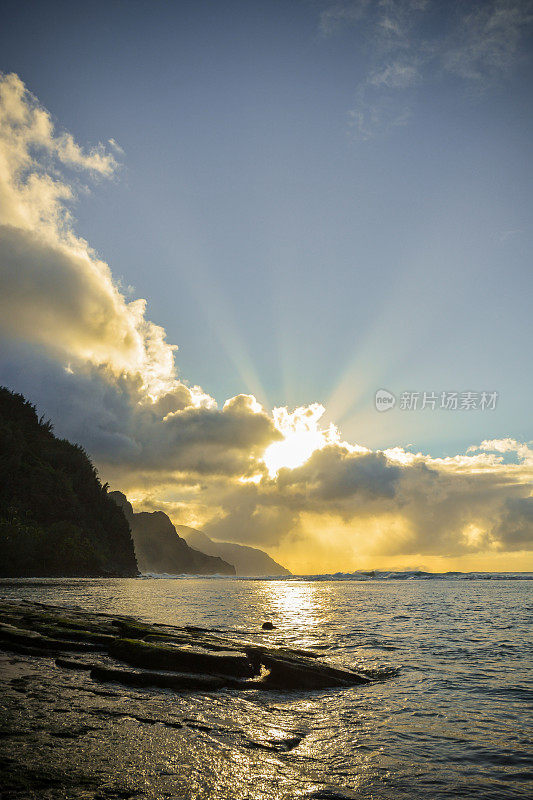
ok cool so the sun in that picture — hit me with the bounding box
[262,404,341,477]
[263,431,322,476]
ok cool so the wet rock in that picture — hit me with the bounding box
[107,637,254,678]
[261,621,276,630]
[0,621,55,648]
[145,632,237,653]
[270,735,302,751]
[112,619,249,656]
[55,657,97,671]
[29,623,113,646]
[0,607,116,639]
[0,726,23,738]
[90,664,235,691]
[0,621,96,653]
[0,639,54,657]
[111,619,159,639]
[10,676,32,693]
[184,721,212,732]
[49,724,98,738]
[244,734,303,752]
[246,646,370,690]
[278,646,321,659]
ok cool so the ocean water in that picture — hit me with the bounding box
[1,575,532,799]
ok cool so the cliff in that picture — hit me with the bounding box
[180,527,291,577]
[0,387,138,577]
[110,492,235,576]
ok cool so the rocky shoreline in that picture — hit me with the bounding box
[0,600,370,692]
[0,599,377,799]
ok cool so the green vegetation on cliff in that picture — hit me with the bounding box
[0,387,138,577]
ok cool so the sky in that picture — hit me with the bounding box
[0,0,532,573]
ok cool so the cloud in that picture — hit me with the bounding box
[0,72,280,477]
[0,342,279,477]
[317,1,533,137]
[0,73,531,571]
[471,438,533,465]
[444,0,533,84]
[494,496,533,547]
[0,73,117,179]
[0,73,116,237]
[0,225,168,374]
[348,89,412,139]
[0,72,181,398]
[276,446,400,503]
[198,441,533,560]
[318,1,369,36]
[369,61,420,89]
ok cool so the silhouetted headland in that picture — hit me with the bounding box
[0,388,137,578]
[109,491,236,576]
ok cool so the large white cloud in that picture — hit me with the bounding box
[0,73,183,397]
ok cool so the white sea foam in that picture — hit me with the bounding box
[139,570,533,581]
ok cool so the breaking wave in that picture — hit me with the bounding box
[140,570,533,581]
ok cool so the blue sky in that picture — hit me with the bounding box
[1,2,532,570]
[2,0,531,456]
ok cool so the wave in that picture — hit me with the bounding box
[140,572,236,579]
[139,570,533,581]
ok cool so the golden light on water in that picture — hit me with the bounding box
[264,581,322,631]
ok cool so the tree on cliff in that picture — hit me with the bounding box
[0,387,138,577]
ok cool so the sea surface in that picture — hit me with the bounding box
[1,574,532,799]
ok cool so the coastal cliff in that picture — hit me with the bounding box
[110,492,235,576]
[180,527,291,577]
[0,387,138,577]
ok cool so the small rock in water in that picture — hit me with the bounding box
[261,621,276,630]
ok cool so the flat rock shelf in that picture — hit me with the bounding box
[0,600,372,692]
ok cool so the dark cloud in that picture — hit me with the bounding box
[194,448,533,558]
[278,446,401,501]
[494,496,533,548]
[0,342,279,477]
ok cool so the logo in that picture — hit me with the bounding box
[375,389,396,412]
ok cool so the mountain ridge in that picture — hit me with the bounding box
[179,526,291,577]
[110,492,235,576]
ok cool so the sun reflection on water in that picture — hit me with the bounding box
[261,581,326,641]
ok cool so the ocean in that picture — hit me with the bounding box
[0,574,532,799]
